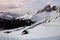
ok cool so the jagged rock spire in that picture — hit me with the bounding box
[37,5,57,14]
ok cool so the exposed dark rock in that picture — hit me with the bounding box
[0,18,35,30]
[48,20,51,22]
[22,30,28,35]
[52,5,57,11]
[44,5,52,12]
[56,17,58,19]
[4,31,12,33]
[37,9,45,14]
[37,5,58,14]
[37,5,52,14]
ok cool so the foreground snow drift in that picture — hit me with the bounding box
[0,19,60,39]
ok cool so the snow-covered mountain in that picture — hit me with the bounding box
[0,4,60,40]
[0,12,24,20]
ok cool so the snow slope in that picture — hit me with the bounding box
[0,7,60,40]
[0,18,60,40]
[0,0,60,39]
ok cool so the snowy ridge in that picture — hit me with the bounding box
[0,5,60,32]
[0,6,60,32]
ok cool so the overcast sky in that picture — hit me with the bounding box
[0,0,60,14]
[0,0,35,9]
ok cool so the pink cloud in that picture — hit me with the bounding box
[0,0,35,10]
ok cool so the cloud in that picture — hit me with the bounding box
[0,0,35,10]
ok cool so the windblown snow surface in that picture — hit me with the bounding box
[0,0,60,40]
